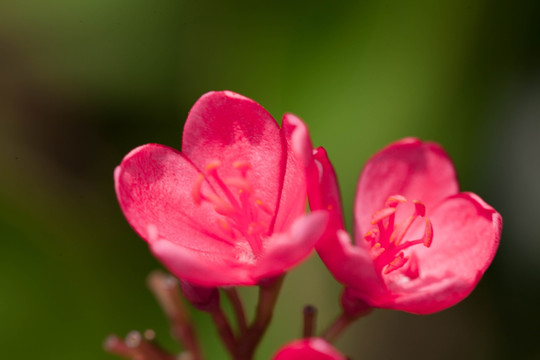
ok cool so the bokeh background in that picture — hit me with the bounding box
[1,1,539,359]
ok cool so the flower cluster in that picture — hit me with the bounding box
[107,91,501,360]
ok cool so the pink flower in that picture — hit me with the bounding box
[272,338,346,360]
[309,138,502,314]
[115,91,327,286]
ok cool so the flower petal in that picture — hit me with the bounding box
[307,147,389,303]
[114,143,236,255]
[309,147,346,234]
[182,91,284,225]
[150,239,253,286]
[273,338,346,360]
[272,113,313,233]
[253,211,328,281]
[355,138,459,236]
[320,230,386,304]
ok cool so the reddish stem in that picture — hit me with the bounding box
[147,271,202,360]
[209,307,238,357]
[237,275,285,360]
[223,287,249,337]
[302,305,317,338]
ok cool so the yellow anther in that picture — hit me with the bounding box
[371,242,385,258]
[255,199,274,215]
[371,207,396,224]
[385,195,407,208]
[205,160,222,173]
[233,161,251,171]
[423,218,433,247]
[219,218,231,230]
[384,253,408,275]
[192,173,205,205]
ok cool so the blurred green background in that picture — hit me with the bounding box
[1,1,539,359]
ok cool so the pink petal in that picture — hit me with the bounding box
[114,144,236,255]
[309,147,345,234]
[150,239,253,286]
[320,230,386,304]
[306,147,387,304]
[272,113,313,233]
[384,275,475,314]
[383,192,501,314]
[273,338,346,360]
[181,91,285,227]
[253,211,328,281]
[355,138,459,237]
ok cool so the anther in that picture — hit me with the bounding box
[208,194,235,215]
[233,161,251,171]
[423,219,433,247]
[218,219,236,238]
[192,173,205,205]
[371,242,385,258]
[383,252,409,274]
[364,229,378,243]
[413,200,426,217]
[255,199,274,216]
[205,160,222,173]
[385,195,407,208]
[371,207,397,224]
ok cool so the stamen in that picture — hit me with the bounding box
[205,160,222,173]
[385,195,407,208]
[218,219,236,239]
[371,242,385,258]
[206,162,242,211]
[423,219,433,247]
[391,201,426,245]
[211,195,235,216]
[191,160,270,260]
[383,252,409,274]
[364,229,378,244]
[371,207,396,224]
[233,161,251,177]
[255,199,274,216]
[192,173,205,205]
[225,177,253,193]
[246,222,265,255]
[363,195,434,279]
[413,200,426,217]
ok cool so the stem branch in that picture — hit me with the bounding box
[223,287,248,337]
[210,307,238,357]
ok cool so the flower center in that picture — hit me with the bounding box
[364,195,433,280]
[192,160,273,257]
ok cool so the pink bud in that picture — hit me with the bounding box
[273,338,346,360]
